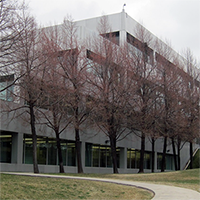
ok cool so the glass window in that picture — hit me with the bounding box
[127,148,137,169]
[61,141,67,166]
[157,153,174,170]
[92,145,99,167]
[116,148,120,168]
[85,143,92,167]
[23,135,33,164]
[106,147,112,168]
[0,133,12,163]
[37,138,47,165]
[7,84,14,101]
[166,154,175,170]
[127,149,131,168]
[0,82,6,100]
[100,146,107,167]
[47,140,57,165]
[144,152,151,169]
[157,153,162,170]
[67,142,76,166]
[85,143,119,168]
[136,150,140,169]
[23,134,75,166]
[101,31,120,45]
[131,150,136,168]
[0,75,14,101]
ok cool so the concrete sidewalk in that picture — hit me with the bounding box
[2,172,200,200]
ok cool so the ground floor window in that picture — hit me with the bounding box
[157,153,175,170]
[23,134,76,166]
[0,132,12,163]
[127,149,151,169]
[144,152,151,169]
[127,148,140,169]
[85,143,120,168]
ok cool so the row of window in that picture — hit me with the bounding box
[23,135,76,166]
[0,132,175,170]
[127,148,175,170]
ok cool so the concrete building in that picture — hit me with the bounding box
[0,10,199,173]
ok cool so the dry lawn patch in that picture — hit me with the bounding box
[0,174,153,199]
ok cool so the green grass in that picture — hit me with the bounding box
[52,168,200,192]
[1,169,199,199]
[0,174,153,200]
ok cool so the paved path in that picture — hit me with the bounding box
[2,172,200,200]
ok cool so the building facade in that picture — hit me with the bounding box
[0,11,199,173]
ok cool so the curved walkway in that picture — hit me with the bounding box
[2,172,200,200]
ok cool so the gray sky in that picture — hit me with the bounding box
[25,0,200,64]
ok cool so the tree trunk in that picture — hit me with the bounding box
[29,104,39,173]
[56,132,65,173]
[75,128,83,173]
[73,92,83,174]
[161,136,167,172]
[138,133,145,173]
[171,137,178,171]
[190,142,193,169]
[151,137,155,173]
[109,135,119,174]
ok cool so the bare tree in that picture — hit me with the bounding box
[153,39,182,172]
[35,28,74,173]
[87,16,129,173]
[181,48,200,169]
[57,17,90,173]
[10,7,43,173]
[126,23,156,173]
[0,0,28,91]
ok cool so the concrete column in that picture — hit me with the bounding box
[120,10,127,46]
[11,132,23,164]
[81,141,85,171]
[154,152,158,172]
[17,133,24,164]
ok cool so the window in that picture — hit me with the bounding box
[0,132,12,163]
[144,152,151,169]
[127,149,151,169]
[127,33,154,65]
[23,135,33,164]
[100,146,112,167]
[37,137,47,164]
[85,143,92,167]
[85,143,120,168]
[23,134,76,166]
[101,31,120,45]
[0,74,14,101]
[48,139,57,165]
[157,153,175,170]
[67,142,76,166]
[92,145,99,167]
[127,148,140,169]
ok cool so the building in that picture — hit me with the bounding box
[0,10,199,173]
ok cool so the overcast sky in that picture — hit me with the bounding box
[24,0,200,64]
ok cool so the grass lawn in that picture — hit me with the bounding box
[1,169,199,199]
[64,168,200,192]
[0,174,153,200]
